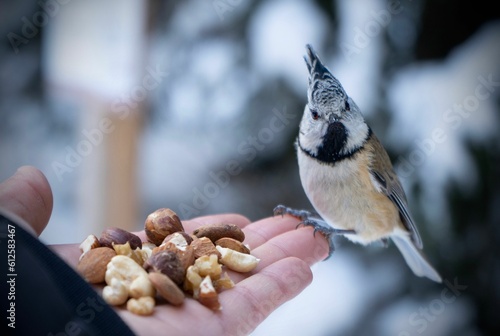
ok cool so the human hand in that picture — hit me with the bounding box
[0,166,329,335]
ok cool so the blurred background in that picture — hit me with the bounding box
[1,0,499,335]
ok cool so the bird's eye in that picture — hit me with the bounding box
[311,110,319,120]
[345,101,350,111]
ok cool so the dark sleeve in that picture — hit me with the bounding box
[0,213,135,336]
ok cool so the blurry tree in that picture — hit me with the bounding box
[1,0,499,335]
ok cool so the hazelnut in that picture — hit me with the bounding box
[145,208,184,245]
[156,232,195,270]
[162,231,193,246]
[215,237,250,254]
[154,232,190,253]
[99,227,142,250]
[192,223,245,243]
[144,250,185,286]
[191,237,221,259]
[170,245,195,272]
[77,247,117,284]
[148,272,185,306]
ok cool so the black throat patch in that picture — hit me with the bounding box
[298,123,372,164]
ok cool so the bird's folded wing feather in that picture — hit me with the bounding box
[368,134,423,249]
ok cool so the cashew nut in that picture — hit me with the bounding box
[104,255,155,302]
[102,278,128,305]
[126,297,155,316]
[113,242,150,266]
[193,254,222,280]
[184,265,203,295]
[129,274,155,299]
[216,246,260,272]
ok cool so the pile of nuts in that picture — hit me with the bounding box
[77,208,260,315]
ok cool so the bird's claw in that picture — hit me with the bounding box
[273,205,356,260]
[299,218,355,259]
[273,204,313,221]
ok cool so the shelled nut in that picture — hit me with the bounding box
[104,255,154,301]
[193,223,245,243]
[198,276,220,310]
[78,247,116,284]
[193,254,222,280]
[79,234,100,259]
[127,297,155,316]
[145,208,184,245]
[77,207,261,314]
[191,237,221,259]
[215,237,250,254]
[148,272,185,306]
[113,242,149,266]
[144,250,185,286]
[216,246,260,273]
[100,228,142,250]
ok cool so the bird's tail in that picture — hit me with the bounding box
[391,234,442,283]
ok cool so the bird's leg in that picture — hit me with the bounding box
[273,205,356,259]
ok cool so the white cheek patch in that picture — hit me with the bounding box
[343,118,369,154]
[298,109,328,155]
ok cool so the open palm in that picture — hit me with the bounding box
[0,166,329,336]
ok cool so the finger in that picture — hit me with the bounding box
[49,244,81,268]
[242,215,303,249]
[218,257,313,335]
[0,166,53,236]
[228,226,328,284]
[251,227,328,270]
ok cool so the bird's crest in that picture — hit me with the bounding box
[304,44,346,111]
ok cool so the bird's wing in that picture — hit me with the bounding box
[368,133,423,249]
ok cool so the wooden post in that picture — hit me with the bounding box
[42,0,148,240]
[104,112,143,232]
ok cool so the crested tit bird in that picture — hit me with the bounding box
[275,45,441,282]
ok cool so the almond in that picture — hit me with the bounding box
[148,272,185,306]
[78,247,117,284]
[191,237,221,259]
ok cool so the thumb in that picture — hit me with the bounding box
[0,166,53,236]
